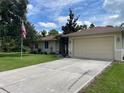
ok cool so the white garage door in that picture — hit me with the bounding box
[73,36,114,60]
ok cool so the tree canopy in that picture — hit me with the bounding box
[62,9,82,34]
[82,24,88,30]
[24,22,37,47]
[41,30,47,37]
[0,0,37,52]
[48,29,59,36]
[89,23,95,28]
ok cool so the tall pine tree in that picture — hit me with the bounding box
[62,9,82,34]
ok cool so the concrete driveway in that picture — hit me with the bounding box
[0,58,111,93]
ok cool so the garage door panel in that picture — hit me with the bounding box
[73,36,114,60]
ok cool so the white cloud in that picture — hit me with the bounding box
[77,21,83,25]
[28,0,124,29]
[102,14,121,25]
[80,0,124,26]
[77,20,91,26]
[56,16,91,27]
[56,16,69,24]
[27,0,85,17]
[84,21,91,26]
[27,4,33,10]
[56,16,91,26]
[86,14,121,26]
[35,0,85,9]
[27,4,40,17]
[103,0,124,25]
[107,14,119,19]
[38,22,57,28]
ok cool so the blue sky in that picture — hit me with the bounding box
[27,0,124,32]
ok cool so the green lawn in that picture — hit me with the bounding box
[81,63,124,93]
[0,53,60,72]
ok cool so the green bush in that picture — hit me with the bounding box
[23,46,31,53]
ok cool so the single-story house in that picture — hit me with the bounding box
[65,26,124,61]
[36,35,60,54]
[35,26,124,61]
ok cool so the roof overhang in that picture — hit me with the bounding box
[63,27,123,37]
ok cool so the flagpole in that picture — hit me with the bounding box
[21,31,23,60]
[20,19,26,60]
[21,20,23,60]
[8,11,24,60]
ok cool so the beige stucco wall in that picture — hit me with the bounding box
[114,50,122,61]
[38,40,59,54]
[69,32,124,61]
[38,43,42,49]
[114,32,124,61]
[69,34,114,60]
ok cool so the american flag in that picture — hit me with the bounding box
[21,22,27,39]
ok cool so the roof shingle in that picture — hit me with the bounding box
[41,36,57,41]
[64,26,122,37]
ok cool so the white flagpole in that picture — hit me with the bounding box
[20,20,26,60]
[21,33,23,60]
[21,20,23,60]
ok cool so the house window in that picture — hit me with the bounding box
[35,44,38,49]
[45,41,49,49]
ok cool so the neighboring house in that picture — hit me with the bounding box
[36,35,60,54]
[65,26,124,61]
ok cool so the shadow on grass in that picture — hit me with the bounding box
[0,53,30,57]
